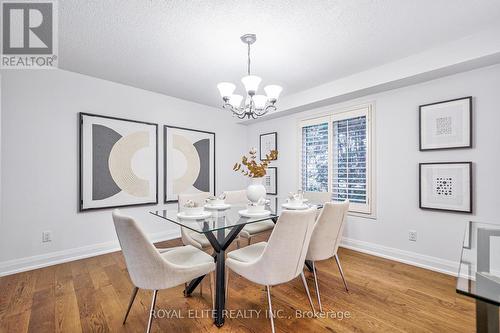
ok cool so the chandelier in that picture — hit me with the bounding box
[217,34,283,119]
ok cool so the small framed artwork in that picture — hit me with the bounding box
[264,167,277,195]
[164,126,215,203]
[260,132,277,160]
[419,162,472,213]
[419,97,472,151]
[79,113,158,211]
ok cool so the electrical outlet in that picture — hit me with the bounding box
[408,230,417,242]
[42,231,52,243]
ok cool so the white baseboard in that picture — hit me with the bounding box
[341,237,459,277]
[0,229,180,277]
[0,232,460,278]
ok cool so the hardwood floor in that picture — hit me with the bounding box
[0,232,475,333]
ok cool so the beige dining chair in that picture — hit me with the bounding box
[223,189,275,248]
[112,210,216,333]
[306,201,350,312]
[225,208,317,333]
[303,191,332,204]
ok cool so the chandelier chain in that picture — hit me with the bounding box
[247,42,251,75]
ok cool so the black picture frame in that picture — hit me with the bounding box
[419,96,472,151]
[265,167,278,195]
[259,132,278,160]
[164,125,216,203]
[419,162,472,213]
[79,112,158,212]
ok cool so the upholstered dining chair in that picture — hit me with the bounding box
[306,201,350,312]
[303,191,332,204]
[223,190,275,248]
[225,208,318,333]
[178,192,212,250]
[112,210,216,333]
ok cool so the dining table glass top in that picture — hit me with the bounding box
[456,221,500,306]
[150,196,323,234]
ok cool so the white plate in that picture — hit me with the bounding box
[282,203,309,210]
[177,211,212,220]
[204,203,232,210]
[238,209,271,218]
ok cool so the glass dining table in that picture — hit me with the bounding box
[456,222,500,333]
[150,197,322,327]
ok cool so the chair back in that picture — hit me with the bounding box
[303,191,332,204]
[223,190,248,204]
[306,201,349,262]
[258,208,317,285]
[112,210,169,289]
[178,192,211,210]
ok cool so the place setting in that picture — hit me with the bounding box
[282,191,311,210]
[238,198,272,218]
[204,194,232,210]
[176,200,212,220]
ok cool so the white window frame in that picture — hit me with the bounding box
[298,103,375,216]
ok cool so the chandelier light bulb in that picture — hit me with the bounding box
[229,94,243,108]
[264,85,283,101]
[217,82,236,99]
[241,75,262,95]
[253,95,267,110]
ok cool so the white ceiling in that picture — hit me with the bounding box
[59,0,500,108]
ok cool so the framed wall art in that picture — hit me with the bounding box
[419,97,472,151]
[164,126,215,203]
[79,113,158,211]
[419,162,472,213]
[260,132,277,160]
[264,167,277,195]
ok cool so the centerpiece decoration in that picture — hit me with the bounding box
[233,148,278,203]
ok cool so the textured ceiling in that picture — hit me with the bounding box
[59,0,500,107]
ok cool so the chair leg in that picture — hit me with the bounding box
[225,268,229,302]
[209,271,215,310]
[300,272,315,315]
[334,254,349,292]
[123,286,139,324]
[266,285,275,333]
[311,262,323,313]
[146,290,158,333]
[247,237,251,246]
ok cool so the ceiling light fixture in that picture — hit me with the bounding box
[217,34,283,119]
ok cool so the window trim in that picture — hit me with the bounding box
[297,103,376,216]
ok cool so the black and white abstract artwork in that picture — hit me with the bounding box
[164,126,215,202]
[419,97,472,151]
[419,162,472,213]
[264,167,277,195]
[80,113,158,211]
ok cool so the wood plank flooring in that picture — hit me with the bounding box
[0,233,476,333]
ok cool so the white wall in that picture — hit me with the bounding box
[246,64,500,275]
[0,69,247,275]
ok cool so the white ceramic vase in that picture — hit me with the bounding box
[247,177,266,203]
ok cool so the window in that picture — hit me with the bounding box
[299,105,373,214]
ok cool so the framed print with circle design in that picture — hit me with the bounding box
[419,97,472,151]
[164,126,215,203]
[419,162,472,213]
[79,113,158,211]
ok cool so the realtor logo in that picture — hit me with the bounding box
[1,0,58,68]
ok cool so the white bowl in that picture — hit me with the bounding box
[183,206,205,216]
[247,204,265,213]
[287,198,304,207]
[208,199,225,206]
